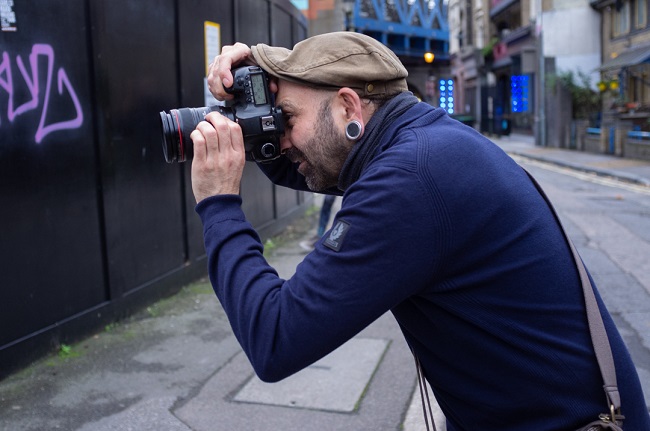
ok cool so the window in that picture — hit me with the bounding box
[613,0,631,37]
[476,19,485,48]
[613,0,647,34]
[628,65,650,105]
[635,0,647,29]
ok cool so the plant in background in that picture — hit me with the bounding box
[58,344,80,359]
[263,238,277,258]
[481,37,499,60]
[548,70,601,121]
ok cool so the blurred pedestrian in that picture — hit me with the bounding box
[299,194,336,252]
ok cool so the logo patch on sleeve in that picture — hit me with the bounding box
[324,220,351,252]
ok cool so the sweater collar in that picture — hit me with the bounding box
[337,92,419,191]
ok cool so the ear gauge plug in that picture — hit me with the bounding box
[345,120,363,140]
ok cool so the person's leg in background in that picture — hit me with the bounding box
[300,194,336,252]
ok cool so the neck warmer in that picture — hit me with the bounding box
[338,92,419,191]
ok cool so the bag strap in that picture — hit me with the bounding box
[523,169,621,415]
[411,347,437,431]
[411,168,623,429]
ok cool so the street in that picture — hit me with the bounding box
[513,155,650,409]
[0,150,649,431]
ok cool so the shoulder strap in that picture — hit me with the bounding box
[523,168,621,413]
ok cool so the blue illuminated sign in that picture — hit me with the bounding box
[511,75,530,113]
[439,79,454,114]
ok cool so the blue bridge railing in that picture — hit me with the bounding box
[346,0,449,59]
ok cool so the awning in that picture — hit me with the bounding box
[490,0,519,18]
[491,56,512,70]
[598,45,650,72]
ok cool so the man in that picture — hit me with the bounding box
[189,32,649,430]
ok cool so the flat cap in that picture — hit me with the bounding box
[251,32,408,97]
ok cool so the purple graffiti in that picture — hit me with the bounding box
[0,43,84,143]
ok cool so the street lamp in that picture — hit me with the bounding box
[342,0,355,31]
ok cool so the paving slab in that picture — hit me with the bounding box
[234,337,389,412]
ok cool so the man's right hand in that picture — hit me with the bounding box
[207,43,256,101]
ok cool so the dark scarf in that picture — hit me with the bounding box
[338,92,419,191]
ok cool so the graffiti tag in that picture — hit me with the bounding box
[0,43,84,143]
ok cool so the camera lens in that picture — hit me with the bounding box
[160,106,230,163]
[159,108,196,163]
[160,110,180,163]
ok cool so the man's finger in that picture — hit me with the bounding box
[227,121,245,154]
[204,113,234,157]
[215,55,234,88]
[190,128,207,161]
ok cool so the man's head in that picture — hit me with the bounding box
[279,85,350,191]
[250,32,409,191]
[251,32,408,98]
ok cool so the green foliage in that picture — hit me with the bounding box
[481,37,499,58]
[186,282,213,295]
[58,344,80,359]
[304,204,320,217]
[263,238,277,258]
[146,305,160,317]
[548,70,601,120]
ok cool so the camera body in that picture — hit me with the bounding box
[159,66,284,163]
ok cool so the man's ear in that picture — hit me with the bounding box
[336,87,363,121]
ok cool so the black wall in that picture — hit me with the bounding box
[0,0,308,378]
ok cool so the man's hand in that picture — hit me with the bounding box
[207,43,256,100]
[207,42,279,101]
[190,112,246,203]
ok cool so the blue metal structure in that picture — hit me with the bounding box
[345,0,449,60]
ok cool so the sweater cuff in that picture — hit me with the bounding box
[195,194,245,228]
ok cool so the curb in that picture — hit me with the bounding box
[507,151,650,188]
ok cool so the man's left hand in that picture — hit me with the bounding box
[190,112,246,203]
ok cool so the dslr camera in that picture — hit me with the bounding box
[159,66,284,163]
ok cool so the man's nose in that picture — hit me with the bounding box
[280,135,292,155]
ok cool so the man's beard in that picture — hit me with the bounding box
[286,100,352,191]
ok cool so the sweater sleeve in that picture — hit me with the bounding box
[195,157,438,382]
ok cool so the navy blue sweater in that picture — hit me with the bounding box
[196,102,649,430]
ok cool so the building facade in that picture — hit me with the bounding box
[448,0,626,151]
[449,0,540,136]
[541,0,601,148]
[301,0,650,159]
[591,0,650,159]
[297,0,451,108]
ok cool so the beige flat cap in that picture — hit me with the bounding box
[251,31,408,97]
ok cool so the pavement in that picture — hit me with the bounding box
[492,134,650,188]
[0,134,649,431]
